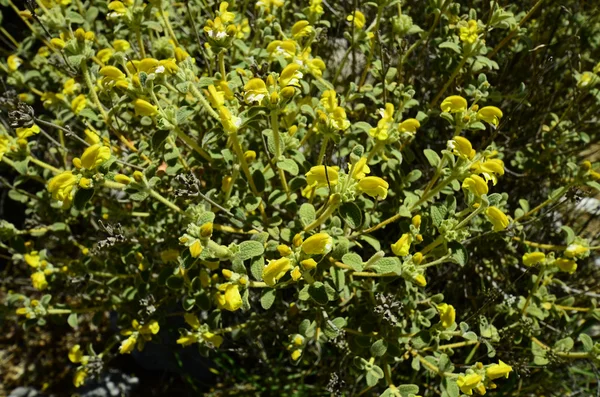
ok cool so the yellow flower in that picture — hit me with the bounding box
[301,232,333,255]
[81,143,111,169]
[244,78,268,103]
[459,20,479,44]
[174,47,191,63]
[0,135,9,160]
[301,258,318,270]
[456,373,483,395]
[555,258,577,274]
[564,244,588,258]
[184,313,201,329]
[216,283,243,311]
[391,233,412,257]
[62,78,80,95]
[462,174,488,197]
[68,344,84,363]
[370,103,395,141]
[113,39,130,52]
[486,360,513,380]
[114,174,131,184]
[16,124,40,139]
[305,165,339,186]
[450,136,476,159]
[159,59,179,74]
[471,159,504,185]
[108,1,127,14]
[351,157,371,180]
[100,65,125,80]
[31,271,48,290]
[218,106,242,134]
[347,10,366,29]
[79,177,93,189]
[139,319,160,336]
[412,215,422,228]
[243,150,256,163]
[73,369,88,388]
[203,331,224,347]
[205,85,225,108]
[291,20,313,38]
[486,206,509,231]
[37,46,50,57]
[414,274,427,287]
[97,48,114,63]
[309,0,323,15]
[523,252,546,266]
[24,252,40,268]
[7,55,23,72]
[48,171,77,208]
[437,303,456,329]
[477,106,503,127]
[256,0,284,13]
[190,240,203,258]
[263,257,293,286]
[279,63,303,87]
[357,176,389,200]
[71,94,87,114]
[398,118,420,134]
[50,38,66,49]
[267,39,297,58]
[577,71,599,89]
[119,334,137,354]
[177,333,199,346]
[291,266,302,281]
[291,349,302,361]
[133,98,158,117]
[277,244,293,257]
[441,95,468,113]
[218,1,235,23]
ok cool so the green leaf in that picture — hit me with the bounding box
[449,242,468,267]
[250,256,264,281]
[330,266,345,291]
[430,204,447,227]
[67,10,85,23]
[323,317,346,339]
[371,257,401,274]
[370,339,388,356]
[554,337,574,352]
[423,149,440,167]
[8,190,28,203]
[152,130,170,150]
[74,188,94,210]
[405,169,422,183]
[299,203,316,227]
[439,41,461,54]
[308,282,329,305]
[360,234,381,251]
[260,289,276,310]
[238,241,264,260]
[166,275,184,290]
[579,334,593,352]
[366,365,384,386]
[277,159,299,175]
[342,253,363,271]
[67,313,78,329]
[252,169,266,192]
[560,226,576,245]
[339,202,363,229]
[397,384,419,397]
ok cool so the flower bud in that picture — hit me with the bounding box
[133,170,144,182]
[200,222,213,238]
[75,28,86,41]
[413,252,424,265]
[114,174,131,185]
[412,215,421,228]
[50,38,66,49]
[244,150,256,163]
[277,244,293,257]
[280,86,296,99]
[79,177,93,189]
[222,269,233,279]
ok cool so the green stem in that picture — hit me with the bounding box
[270,109,289,195]
[430,55,470,108]
[148,189,183,213]
[514,184,571,222]
[81,60,109,122]
[522,267,545,315]
[160,7,179,46]
[29,157,61,174]
[189,84,220,120]
[304,194,341,232]
[175,127,211,161]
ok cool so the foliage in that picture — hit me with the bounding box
[0,0,599,395]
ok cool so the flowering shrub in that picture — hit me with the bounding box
[1,0,599,395]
